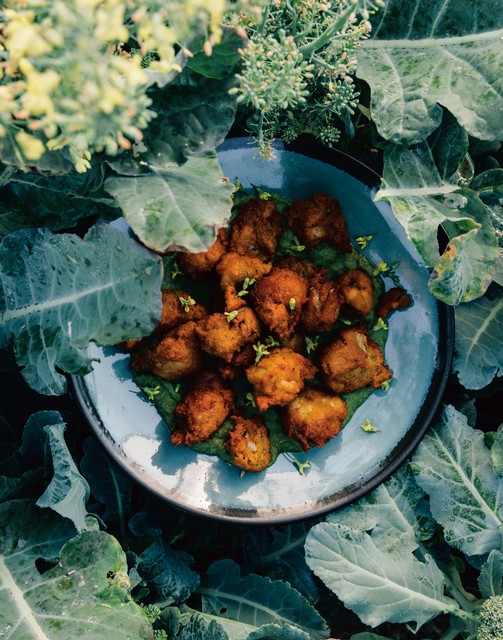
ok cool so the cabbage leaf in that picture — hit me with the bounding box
[357,0,503,145]
[0,224,162,395]
[411,405,503,558]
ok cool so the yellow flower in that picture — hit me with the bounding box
[98,86,125,113]
[95,2,129,43]
[21,69,60,116]
[15,130,45,161]
[4,10,51,58]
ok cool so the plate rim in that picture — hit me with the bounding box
[70,137,455,525]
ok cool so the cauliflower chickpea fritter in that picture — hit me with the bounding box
[178,228,228,278]
[131,321,204,382]
[246,347,317,411]
[287,192,351,252]
[172,372,234,447]
[377,287,412,318]
[216,251,272,311]
[250,267,308,341]
[281,387,348,451]
[338,268,374,317]
[318,326,392,394]
[157,289,207,332]
[195,307,261,362]
[226,415,272,472]
[229,198,282,259]
[301,271,343,333]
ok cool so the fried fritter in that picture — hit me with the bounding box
[195,307,261,362]
[338,268,374,317]
[275,255,319,279]
[172,372,234,447]
[226,415,272,472]
[377,287,411,319]
[300,271,343,333]
[318,326,392,394]
[157,289,207,332]
[282,387,348,451]
[178,228,228,278]
[245,347,317,411]
[131,321,204,381]
[250,267,308,341]
[229,198,282,259]
[216,251,272,311]
[287,192,351,252]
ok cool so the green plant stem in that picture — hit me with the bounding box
[298,1,359,58]
[439,628,463,640]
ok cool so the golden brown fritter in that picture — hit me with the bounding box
[226,415,272,472]
[245,347,317,411]
[318,326,392,394]
[157,289,207,332]
[250,267,308,341]
[131,321,204,381]
[195,307,261,362]
[275,255,319,279]
[229,198,282,259]
[280,330,305,353]
[287,192,351,252]
[377,287,412,319]
[216,251,272,311]
[338,268,374,317]
[171,372,234,447]
[217,343,256,381]
[300,271,343,333]
[178,228,228,278]
[281,387,348,451]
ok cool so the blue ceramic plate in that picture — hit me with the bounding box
[71,137,453,524]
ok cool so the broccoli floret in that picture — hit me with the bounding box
[476,595,503,640]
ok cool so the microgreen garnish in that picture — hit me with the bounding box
[305,335,319,353]
[283,452,310,475]
[356,234,374,249]
[171,261,183,280]
[178,295,195,312]
[340,317,353,325]
[143,385,160,401]
[288,235,306,252]
[381,380,390,391]
[224,310,241,323]
[372,317,388,332]
[361,419,379,432]
[253,336,279,363]
[245,392,256,408]
[237,277,256,297]
[289,297,296,311]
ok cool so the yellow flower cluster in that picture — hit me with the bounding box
[0,0,228,170]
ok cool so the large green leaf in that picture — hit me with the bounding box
[453,293,503,389]
[143,74,238,166]
[358,0,503,144]
[304,521,460,630]
[0,500,153,639]
[199,560,330,640]
[36,418,91,533]
[137,537,200,604]
[411,405,503,558]
[0,224,162,395]
[376,130,498,304]
[105,152,234,253]
[327,465,436,548]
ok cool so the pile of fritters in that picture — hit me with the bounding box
[127,192,411,472]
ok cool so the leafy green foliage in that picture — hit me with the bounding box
[411,405,503,559]
[36,417,92,533]
[0,224,162,395]
[106,152,235,253]
[356,0,503,145]
[376,114,499,304]
[199,559,330,639]
[453,293,503,389]
[0,501,153,639]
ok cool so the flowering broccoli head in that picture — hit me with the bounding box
[476,595,503,640]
